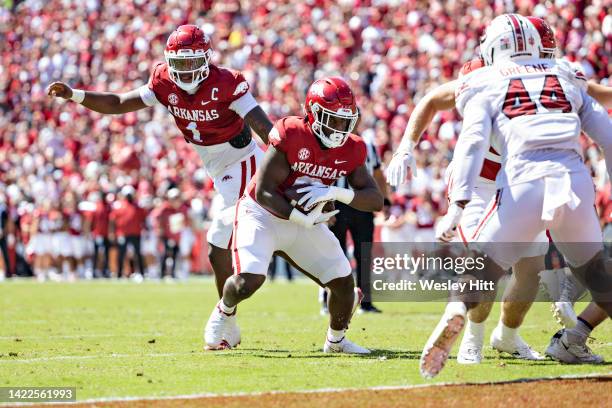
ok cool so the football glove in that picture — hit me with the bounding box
[297,184,354,211]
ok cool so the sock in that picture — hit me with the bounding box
[566,317,592,345]
[218,299,236,315]
[465,320,485,343]
[497,321,517,341]
[327,327,346,343]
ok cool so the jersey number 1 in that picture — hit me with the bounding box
[502,75,572,119]
[186,121,201,142]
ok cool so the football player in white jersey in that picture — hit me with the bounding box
[388,56,545,364]
[420,14,612,378]
[388,16,612,366]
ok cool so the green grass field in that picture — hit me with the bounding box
[0,279,610,402]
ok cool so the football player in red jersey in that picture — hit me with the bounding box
[47,25,273,347]
[204,77,383,353]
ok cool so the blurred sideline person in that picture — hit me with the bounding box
[140,195,159,280]
[109,186,146,280]
[88,192,111,278]
[0,195,14,279]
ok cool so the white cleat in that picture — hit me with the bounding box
[324,337,370,354]
[204,302,238,350]
[225,315,241,348]
[420,302,466,379]
[457,322,484,365]
[545,329,604,364]
[490,327,544,360]
[552,301,577,328]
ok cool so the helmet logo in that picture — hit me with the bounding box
[168,93,179,105]
[500,37,511,50]
[309,82,326,98]
[298,148,311,161]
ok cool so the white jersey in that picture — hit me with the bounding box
[451,58,612,202]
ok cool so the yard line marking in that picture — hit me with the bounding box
[0,351,196,364]
[0,333,163,340]
[49,372,612,405]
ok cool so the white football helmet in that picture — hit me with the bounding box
[480,14,542,66]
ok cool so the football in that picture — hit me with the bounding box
[284,183,336,214]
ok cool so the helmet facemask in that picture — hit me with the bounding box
[309,102,358,148]
[165,48,212,92]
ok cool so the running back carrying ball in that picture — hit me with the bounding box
[284,183,336,214]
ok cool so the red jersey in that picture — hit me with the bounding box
[248,116,367,216]
[91,202,110,238]
[109,200,146,237]
[151,202,189,241]
[146,63,250,146]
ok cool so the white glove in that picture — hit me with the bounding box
[297,184,354,211]
[289,202,340,229]
[435,203,464,242]
[386,147,417,187]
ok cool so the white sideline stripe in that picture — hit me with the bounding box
[0,333,162,340]
[9,371,607,406]
[0,351,196,364]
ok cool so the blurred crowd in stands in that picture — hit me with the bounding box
[0,0,610,279]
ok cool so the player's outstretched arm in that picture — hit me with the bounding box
[587,82,612,109]
[244,106,274,145]
[386,80,457,186]
[579,93,612,182]
[47,82,148,114]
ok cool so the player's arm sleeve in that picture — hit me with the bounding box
[229,92,258,118]
[139,85,160,107]
[587,81,612,110]
[579,92,612,181]
[448,96,492,203]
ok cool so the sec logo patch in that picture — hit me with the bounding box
[168,93,179,105]
[298,148,310,161]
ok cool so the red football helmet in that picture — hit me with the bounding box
[526,16,556,59]
[304,77,359,148]
[459,57,485,77]
[164,25,213,92]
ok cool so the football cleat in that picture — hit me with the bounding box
[490,327,544,360]
[225,315,241,348]
[323,337,370,354]
[457,321,484,365]
[552,301,577,328]
[545,329,604,364]
[204,302,239,350]
[420,302,466,379]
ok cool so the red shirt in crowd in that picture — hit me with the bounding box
[109,199,146,237]
[90,201,111,238]
[151,201,189,242]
